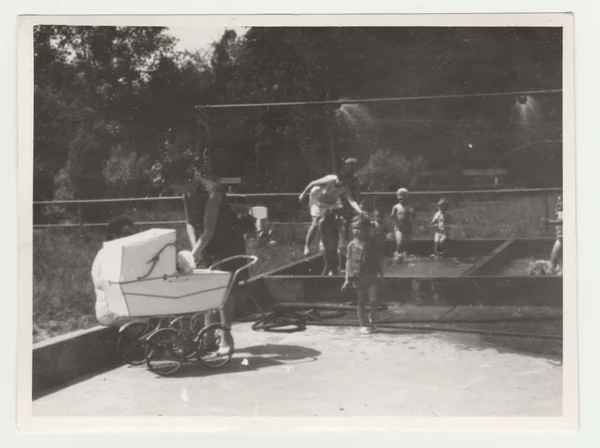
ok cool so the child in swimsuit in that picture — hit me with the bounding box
[542,195,563,273]
[391,188,414,262]
[431,198,451,259]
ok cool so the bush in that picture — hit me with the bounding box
[357,149,426,191]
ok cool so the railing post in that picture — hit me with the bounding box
[543,192,549,237]
[181,194,189,222]
[78,202,84,237]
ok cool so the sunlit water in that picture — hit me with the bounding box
[335,103,374,133]
[492,258,562,277]
[513,96,542,125]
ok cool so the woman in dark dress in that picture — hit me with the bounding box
[182,174,249,354]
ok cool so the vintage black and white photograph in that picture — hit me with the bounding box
[19,14,576,428]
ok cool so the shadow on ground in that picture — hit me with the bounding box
[161,344,322,379]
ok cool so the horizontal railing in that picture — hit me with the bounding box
[33,187,562,234]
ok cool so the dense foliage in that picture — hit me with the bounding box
[34,25,563,217]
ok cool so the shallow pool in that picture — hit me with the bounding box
[488,258,561,277]
[383,256,479,278]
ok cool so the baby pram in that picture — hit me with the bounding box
[99,228,257,376]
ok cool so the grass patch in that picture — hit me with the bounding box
[32,226,307,342]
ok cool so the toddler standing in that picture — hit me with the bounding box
[342,216,384,334]
[390,188,414,262]
[430,198,452,259]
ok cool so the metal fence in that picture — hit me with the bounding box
[33,187,562,241]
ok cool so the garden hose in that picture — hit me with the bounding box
[305,320,563,341]
[250,308,348,333]
[241,269,562,339]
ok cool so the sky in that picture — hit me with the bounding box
[166,26,248,54]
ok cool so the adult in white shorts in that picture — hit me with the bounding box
[299,174,366,255]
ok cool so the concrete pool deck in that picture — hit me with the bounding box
[33,322,562,417]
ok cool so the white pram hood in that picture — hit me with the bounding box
[97,228,233,318]
[100,228,178,283]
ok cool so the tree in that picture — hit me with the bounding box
[34,25,181,203]
[33,25,563,204]
[356,149,427,191]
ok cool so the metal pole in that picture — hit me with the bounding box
[182,194,189,222]
[78,202,83,237]
[194,89,562,110]
[206,118,212,179]
[543,193,550,236]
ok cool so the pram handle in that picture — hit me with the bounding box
[208,254,258,273]
[208,255,258,286]
[208,255,258,298]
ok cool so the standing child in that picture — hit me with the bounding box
[431,198,451,259]
[320,209,340,276]
[542,195,563,273]
[391,188,414,262]
[341,216,384,334]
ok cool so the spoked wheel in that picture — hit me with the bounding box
[169,316,198,360]
[117,321,156,366]
[145,328,185,376]
[196,323,235,369]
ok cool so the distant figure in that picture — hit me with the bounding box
[528,260,554,276]
[391,188,415,262]
[92,216,136,327]
[320,209,340,276]
[371,209,390,262]
[337,158,362,263]
[341,215,384,335]
[542,195,563,273]
[430,198,452,259]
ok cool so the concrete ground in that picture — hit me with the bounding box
[33,322,562,417]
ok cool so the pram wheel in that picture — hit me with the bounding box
[117,321,154,366]
[196,323,235,369]
[145,328,185,376]
[168,316,198,360]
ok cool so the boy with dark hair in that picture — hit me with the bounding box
[342,215,384,334]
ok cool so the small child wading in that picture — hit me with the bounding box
[391,188,414,262]
[342,216,384,334]
[431,198,451,259]
[542,195,563,273]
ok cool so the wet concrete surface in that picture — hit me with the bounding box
[33,321,562,417]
